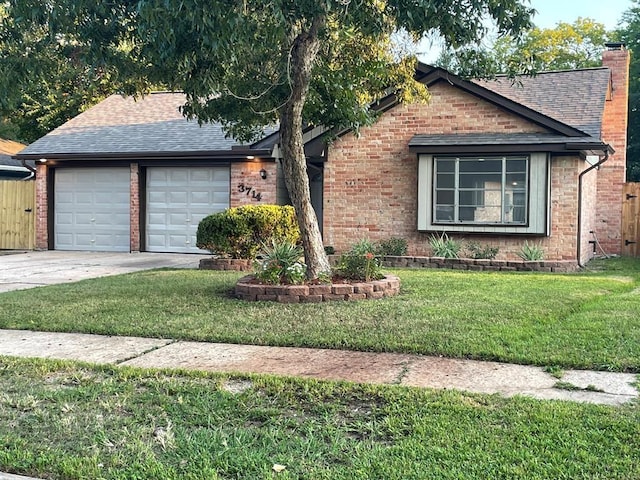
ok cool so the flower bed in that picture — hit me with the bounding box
[235,274,401,303]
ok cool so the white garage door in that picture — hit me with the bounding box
[55,168,130,251]
[146,167,230,253]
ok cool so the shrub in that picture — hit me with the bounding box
[196,205,300,259]
[465,242,499,260]
[518,241,545,261]
[377,237,408,256]
[324,246,336,255]
[429,232,461,258]
[336,239,384,282]
[254,239,306,285]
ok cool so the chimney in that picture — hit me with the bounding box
[597,42,630,255]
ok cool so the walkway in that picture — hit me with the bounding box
[0,329,637,407]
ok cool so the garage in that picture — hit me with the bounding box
[145,166,230,253]
[54,168,131,251]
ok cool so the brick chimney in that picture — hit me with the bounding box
[597,42,630,255]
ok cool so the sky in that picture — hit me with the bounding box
[418,0,634,62]
[528,0,632,30]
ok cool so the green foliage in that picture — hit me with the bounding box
[254,239,306,285]
[0,0,534,144]
[196,205,299,259]
[438,17,610,78]
[429,233,461,258]
[465,242,499,260]
[377,237,408,256]
[336,239,384,282]
[324,245,336,255]
[518,241,545,261]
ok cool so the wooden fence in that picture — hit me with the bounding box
[622,182,640,257]
[0,180,35,250]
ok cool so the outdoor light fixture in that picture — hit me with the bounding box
[260,169,268,179]
[246,155,255,160]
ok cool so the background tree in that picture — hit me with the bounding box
[437,17,610,77]
[616,1,640,182]
[1,0,534,278]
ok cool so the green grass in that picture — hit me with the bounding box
[0,357,638,480]
[0,257,639,371]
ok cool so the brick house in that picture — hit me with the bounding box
[16,44,629,265]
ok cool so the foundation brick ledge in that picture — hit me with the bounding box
[235,275,401,303]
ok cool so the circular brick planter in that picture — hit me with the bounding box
[199,258,253,272]
[235,274,401,303]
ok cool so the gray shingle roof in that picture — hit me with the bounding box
[18,92,274,157]
[475,68,611,138]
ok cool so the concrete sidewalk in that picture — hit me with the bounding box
[0,329,637,406]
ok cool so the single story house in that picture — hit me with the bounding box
[1,138,32,180]
[15,44,629,265]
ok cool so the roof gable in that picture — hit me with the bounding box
[475,68,610,138]
[414,64,604,138]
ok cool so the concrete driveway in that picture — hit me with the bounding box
[0,251,204,293]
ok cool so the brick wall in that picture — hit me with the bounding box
[230,161,277,207]
[35,163,48,250]
[130,163,140,252]
[597,47,630,255]
[323,82,588,261]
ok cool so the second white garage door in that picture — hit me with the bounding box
[146,167,230,253]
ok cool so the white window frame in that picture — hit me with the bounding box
[418,153,550,235]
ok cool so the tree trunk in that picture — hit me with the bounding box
[279,16,331,279]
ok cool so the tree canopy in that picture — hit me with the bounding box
[1,0,535,277]
[437,17,610,77]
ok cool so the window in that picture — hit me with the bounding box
[434,156,528,225]
[418,153,549,235]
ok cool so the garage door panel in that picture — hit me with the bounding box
[146,167,229,253]
[55,168,130,252]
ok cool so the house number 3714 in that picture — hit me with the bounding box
[237,183,262,202]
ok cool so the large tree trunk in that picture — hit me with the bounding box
[279,16,331,279]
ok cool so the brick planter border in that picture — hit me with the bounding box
[235,274,401,303]
[200,258,253,272]
[327,255,578,273]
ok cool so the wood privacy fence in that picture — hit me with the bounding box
[0,180,35,250]
[622,183,640,257]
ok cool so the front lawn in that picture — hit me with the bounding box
[0,357,638,480]
[1,257,639,371]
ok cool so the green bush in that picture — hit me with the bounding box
[518,241,545,261]
[465,242,499,260]
[377,237,408,256]
[336,239,384,282]
[196,205,300,259]
[429,232,461,258]
[254,239,306,285]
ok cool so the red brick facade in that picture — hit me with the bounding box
[35,163,48,250]
[322,48,630,263]
[597,47,630,255]
[230,161,277,207]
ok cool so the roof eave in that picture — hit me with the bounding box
[15,148,276,162]
[409,142,612,155]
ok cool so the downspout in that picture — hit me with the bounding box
[577,150,609,268]
[20,159,36,180]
